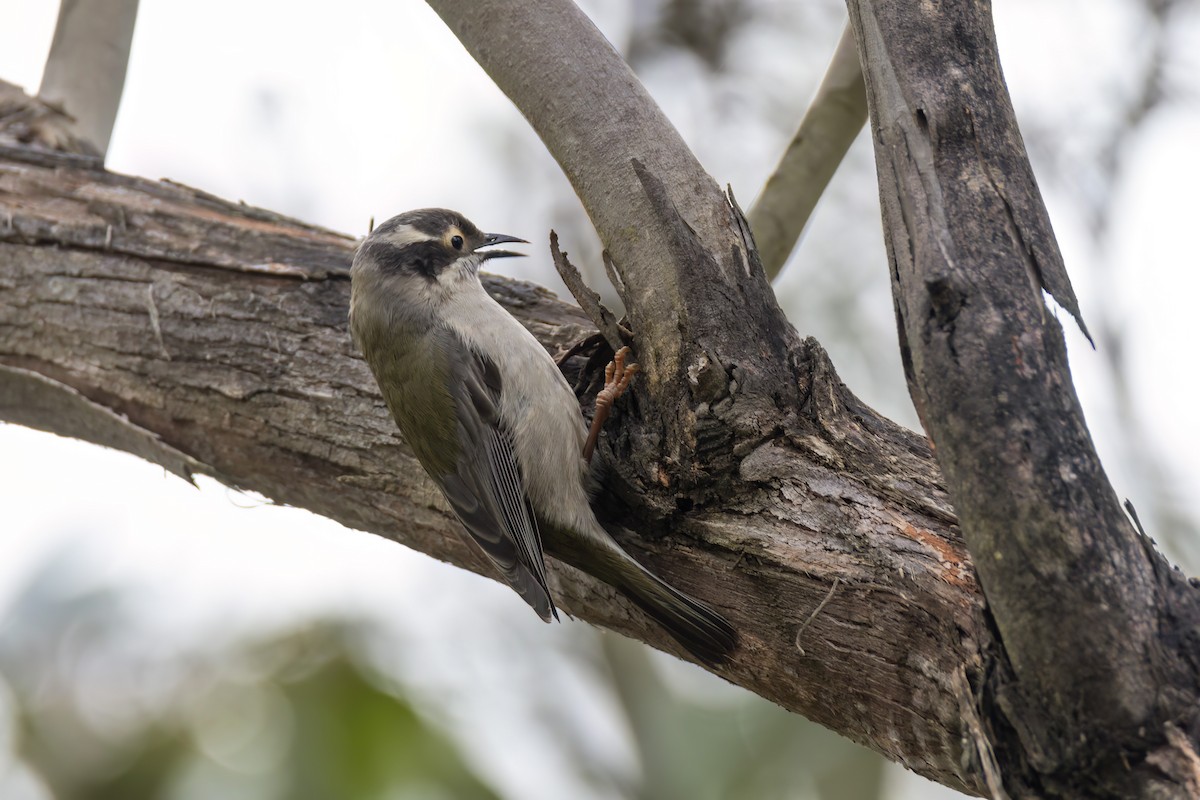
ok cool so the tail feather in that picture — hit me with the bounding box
[612,558,738,666]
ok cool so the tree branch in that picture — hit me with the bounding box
[847,1,1200,795]
[0,143,989,795]
[748,21,868,281]
[426,0,798,482]
[38,0,140,158]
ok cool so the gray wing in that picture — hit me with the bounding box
[437,332,557,622]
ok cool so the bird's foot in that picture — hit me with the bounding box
[598,346,639,410]
[583,346,639,463]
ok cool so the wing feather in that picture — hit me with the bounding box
[434,331,556,621]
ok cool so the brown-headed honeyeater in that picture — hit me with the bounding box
[349,209,736,664]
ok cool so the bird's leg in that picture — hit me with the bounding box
[583,346,639,463]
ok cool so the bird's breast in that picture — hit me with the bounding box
[443,283,594,527]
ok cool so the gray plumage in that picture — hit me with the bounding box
[349,208,736,664]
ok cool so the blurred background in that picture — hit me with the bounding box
[1,0,1197,797]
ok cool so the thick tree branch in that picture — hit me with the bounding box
[426,0,798,484]
[0,145,990,795]
[847,1,1200,796]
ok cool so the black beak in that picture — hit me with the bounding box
[478,232,528,260]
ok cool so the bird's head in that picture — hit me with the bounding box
[352,208,526,292]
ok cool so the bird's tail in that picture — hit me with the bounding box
[601,549,738,666]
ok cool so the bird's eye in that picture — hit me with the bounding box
[450,235,464,250]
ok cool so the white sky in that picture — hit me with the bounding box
[0,2,1197,799]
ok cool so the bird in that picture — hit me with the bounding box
[348,208,737,665]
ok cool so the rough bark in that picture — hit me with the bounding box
[0,79,100,158]
[0,143,989,795]
[846,0,1200,797]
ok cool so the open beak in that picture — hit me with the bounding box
[478,232,528,260]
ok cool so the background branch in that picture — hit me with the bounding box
[37,0,140,158]
[748,21,868,281]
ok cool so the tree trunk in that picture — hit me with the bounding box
[847,0,1200,795]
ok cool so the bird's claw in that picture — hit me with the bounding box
[597,346,639,412]
[583,346,638,463]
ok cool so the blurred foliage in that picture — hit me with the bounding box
[0,550,501,800]
[282,644,501,800]
[0,545,894,800]
[599,637,883,800]
[625,0,752,72]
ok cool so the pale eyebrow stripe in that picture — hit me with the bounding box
[377,223,429,247]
